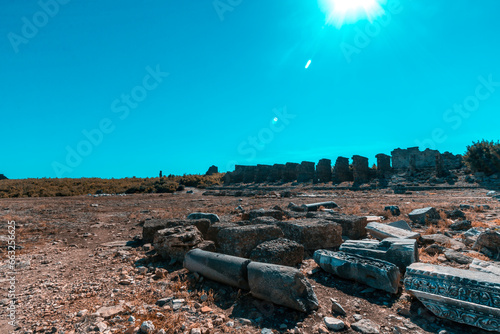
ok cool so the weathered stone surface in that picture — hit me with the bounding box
[277,219,342,250]
[316,159,332,183]
[255,164,272,183]
[297,161,315,183]
[333,157,352,183]
[184,249,251,290]
[205,222,241,245]
[366,222,420,240]
[217,224,284,257]
[351,319,380,334]
[269,164,285,182]
[250,216,280,225]
[473,229,500,259]
[143,218,210,243]
[420,234,465,251]
[205,165,218,175]
[449,220,472,231]
[445,209,465,220]
[96,305,125,318]
[404,262,500,332]
[462,227,485,246]
[470,259,500,277]
[284,162,300,182]
[339,238,418,272]
[248,209,284,221]
[376,153,391,178]
[187,212,220,224]
[324,317,345,331]
[314,250,400,294]
[288,202,307,212]
[384,205,400,216]
[249,238,304,267]
[352,155,370,184]
[392,147,461,170]
[301,201,338,212]
[153,225,203,262]
[306,212,368,239]
[443,249,472,264]
[387,220,412,231]
[408,207,440,224]
[247,262,319,313]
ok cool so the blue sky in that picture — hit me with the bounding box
[2,0,499,179]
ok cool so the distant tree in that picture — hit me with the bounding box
[463,140,500,175]
[0,174,7,180]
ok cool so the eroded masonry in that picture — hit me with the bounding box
[223,147,462,184]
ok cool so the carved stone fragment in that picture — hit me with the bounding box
[404,263,500,332]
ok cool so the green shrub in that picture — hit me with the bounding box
[463,140,500,175]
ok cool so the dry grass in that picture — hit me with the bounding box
[0,173,224,198]
[418,248,441,264]
[467,252,490,261]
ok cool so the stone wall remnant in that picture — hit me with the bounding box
[284,162,300,182]
[297,161,315,183]
[352,155,369,184]
[316,159,332,183]
[333,157,352,183]
[375,153,391,178]
[205,165,218,175]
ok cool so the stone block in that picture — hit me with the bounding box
[366,222,420,240]
[339,238,418,272]
[314,250,400,294]
[277,219,342,250]
[404,262,500,332]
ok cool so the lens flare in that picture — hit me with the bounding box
[319,0,386,28]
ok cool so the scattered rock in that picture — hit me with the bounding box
[351,319,380,333]
[384,206,400,216]
[445,209,466,220]
[217,224,284,258]
[187,212,220,224]
[330,298,346,316]
[408,207,440,224]
[473,229,500,258]
[249,238,304,267]
[96,305,125,319]
[324,317,345,331]
[449,220,471,231]
[387,220,412,231]
[443,249,472,264]
[153,225,203,262]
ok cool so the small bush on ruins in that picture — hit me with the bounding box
[463,140,500,175]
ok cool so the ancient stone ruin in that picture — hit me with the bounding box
[205,165,218,175]
[223,147,462,185]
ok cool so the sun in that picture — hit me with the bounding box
[319,0,386,28]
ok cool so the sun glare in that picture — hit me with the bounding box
[319,0,386,28]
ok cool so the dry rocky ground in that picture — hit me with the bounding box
[0,185,499,334]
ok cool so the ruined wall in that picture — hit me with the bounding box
[315,159,332,183]
[392,147,462,170]
[333,157,352,183]
[352,155,369,184]
[376,154,391,178]
[297,161,315,183]
[223,147,462,184]
[205,165,218,175]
